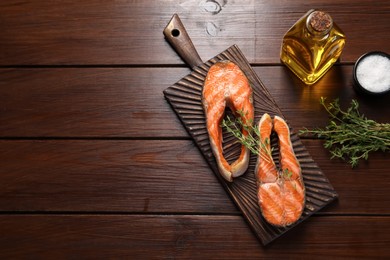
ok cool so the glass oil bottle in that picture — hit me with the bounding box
[280,9,346,85]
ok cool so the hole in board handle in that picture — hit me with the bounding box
[171,29,180,37]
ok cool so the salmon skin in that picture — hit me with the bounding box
[255,113,305,227]
[202,61,254,182]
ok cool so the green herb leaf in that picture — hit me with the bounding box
[299,98,390,167]
[221,110,272,162]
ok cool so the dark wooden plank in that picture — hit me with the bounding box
[0,215,389,258]
[0,1,389,65]
[0,139,388,214]
[0,67,388,138]
[303,140,390,214]
[0,139,232,213]
[0,68,189,138]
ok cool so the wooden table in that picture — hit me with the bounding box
[1,1,389,258]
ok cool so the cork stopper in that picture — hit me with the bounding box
[307,11,333,35]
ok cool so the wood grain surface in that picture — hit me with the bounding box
[0,0,389,257]
[1,67,389,138]
[0,1,389,65]
[0,140,388,214]
[1,215,389,258]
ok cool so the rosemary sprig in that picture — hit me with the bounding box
[299,97,390,167]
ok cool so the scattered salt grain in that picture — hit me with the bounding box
[356,54,390,93]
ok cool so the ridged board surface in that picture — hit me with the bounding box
[163,45,338,245]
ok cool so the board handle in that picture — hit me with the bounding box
[163,14,203,69]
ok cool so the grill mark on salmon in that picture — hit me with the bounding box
[255,113,305,227]
[202,61,254,182]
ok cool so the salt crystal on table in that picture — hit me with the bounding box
[355,54,390,94]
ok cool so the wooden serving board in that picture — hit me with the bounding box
[163,15,338,246]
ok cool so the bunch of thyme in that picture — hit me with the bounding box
[299,97,390,167]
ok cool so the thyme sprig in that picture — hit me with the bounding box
[283,168,293,180]
[220,111,272,163]
[221,111,295,181]
[299,97,390,167]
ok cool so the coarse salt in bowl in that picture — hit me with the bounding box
[353,51,390,96]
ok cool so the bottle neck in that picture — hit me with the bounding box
[306,11,333,38]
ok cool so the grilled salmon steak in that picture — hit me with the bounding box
[255,113,305,226]
[202,61,254,182]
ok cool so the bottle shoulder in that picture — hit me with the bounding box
[331,24,346,39]
[283,24,345,44]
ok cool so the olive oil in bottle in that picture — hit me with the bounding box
[280,10,346,85]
